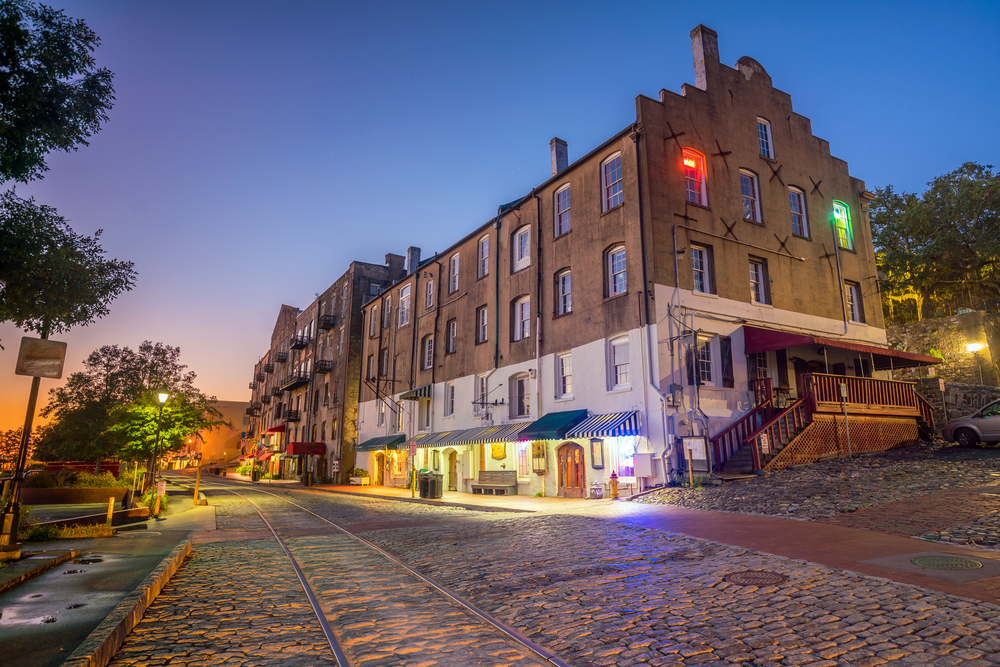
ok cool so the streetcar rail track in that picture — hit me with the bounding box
[194,478,574,667]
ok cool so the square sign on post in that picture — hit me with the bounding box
[682,436,710,473]
[15,337,67,379]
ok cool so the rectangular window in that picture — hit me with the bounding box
[377,399,385,427]
[382,296,392,328]
[514,298,530,341]
[557,271,572,314]
[691,245,711,294]
[608,247,627,296]
[395,401,404,433]
[557,353,573,398]
[789,187,809,237]
[366,354,374,379]
[338,327,344,356]
[369,307,378,336]
[697,337,714,385]
[683,149,707,206]
[749,258,769,304]
[446,319,457,354]
[476,306,488,343]
[517,442,530,476]
[846,282,865,323]
[444,382,455,416]
[555,186,571,235]
[449,254,460,292]
[757,119,773,158]
[611,339,630,389]
[477,236,489,278]
[513,227,530,272]
[379,348,388,376]
[474,374,487,416]
[332,418,337,440]
[602,154,623,211]
[510,375,530,418]
[423,336,433,370]
[741,171,761,222]
[833,201,854,250]
[425,280,434,308]
[398,286,411,327]
[419,399,430,431]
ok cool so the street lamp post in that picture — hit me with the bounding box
[152,392,169,486]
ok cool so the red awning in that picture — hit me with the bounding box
[743,325,941,370]
[257,451,273,461]
[286,441,327,456]
[265,424,286,434]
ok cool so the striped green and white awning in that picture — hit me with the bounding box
[566,411,642,439]
[355,434,406,451]
[399,384,432,400]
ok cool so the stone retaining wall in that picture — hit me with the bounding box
[887,311,999,386]
[21,487,128,505]
[914,378,1000,427]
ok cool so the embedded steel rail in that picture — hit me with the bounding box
[217,482,574,667]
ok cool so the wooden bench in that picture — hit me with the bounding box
[471,470,517,495]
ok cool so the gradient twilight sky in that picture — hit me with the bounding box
[2,0,999,430]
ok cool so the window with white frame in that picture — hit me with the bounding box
[446,319,457,354]
[556,353,573,398]
[444,382,455,417]
[512,227,530,272]
[557,270,572,315]
[342,287,348,316]
[418,398,431,431]
[517,442,530,476]
[696,336,715,386]
[682,148,707,206]
[338,327,344,356]
[691,245,712,294]
[449,253,460,292]
[422,335,433,370]
[377,399,385,426]
[513,296,530,341]
[476,306,488,343]
[846,281,865,323]
[366,354,374,380]
[509,373,530,418]
[395,401,404,433]
[398,285,411,327]
[602,153,623,211]
[382,296,391,328]
[609,337,630,389]
[607,246,627,297]
[749,258,769,304]
[555,185,571,235]
[757,118,774,158]
[425,280,434,308]
[740,170,761,222]
[379,348,388,376]
[833,201,854,250]
[369,307,378,336]
[477,235,489,278]
[789,187,808,237]
[474,374,487,416]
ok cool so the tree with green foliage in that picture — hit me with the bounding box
[0,428,26,467]
[0,190,136,338]
[870,162,1000,321]
[0,0,115,183]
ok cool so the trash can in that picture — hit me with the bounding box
[589,484,604,500]
[303,472,313,487]
[428,473,443,499]
[251,469,260,482]
[418,472,430,498]
[212,467,219,476]
[222,467,227,476]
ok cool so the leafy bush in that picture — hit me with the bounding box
[74,471,121,488]
[140,485,169,514]
[21,522,114,542]
[261,472,278,480]
[351,468,368,477]
[23,472,59,488]
[116,469,145,489]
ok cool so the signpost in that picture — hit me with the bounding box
[840,382,852,457]
[409,440,417,498]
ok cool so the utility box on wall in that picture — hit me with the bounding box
[634,452,652,478]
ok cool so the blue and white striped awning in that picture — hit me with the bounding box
[566,411,641,439]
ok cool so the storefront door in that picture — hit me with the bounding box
[557,442,585,498]
[374,453,384,485]
[448,450,457,491]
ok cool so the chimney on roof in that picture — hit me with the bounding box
[550,137,568,176]
[690,24,719,91]
[385,253,405,280]
[406,246,421,274]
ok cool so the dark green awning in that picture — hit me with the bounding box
[400,384,432,400]
[355,434,405,451]
[517,410,589,441]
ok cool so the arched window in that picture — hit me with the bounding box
[477,235,489,277]
[421,334,434,370]
[512,226,531,272]
[398,285,411,327]
[606,246,627,297]
[682,148,707,206]
[833,201,854,250]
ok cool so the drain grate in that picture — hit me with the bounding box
[911,556,982,571]
[725,570,787,586]
[71,558,103,564]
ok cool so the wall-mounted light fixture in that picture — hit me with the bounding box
[966,343,985,354]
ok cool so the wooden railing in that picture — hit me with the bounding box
[745,397,810,470]
[916,393,935,429]
[710,401,771,471]
[803,373,924,417]
[751,377,773,408]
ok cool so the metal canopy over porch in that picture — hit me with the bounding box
[743,325,941,370]
[286,442,327,456]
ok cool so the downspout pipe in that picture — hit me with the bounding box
[533,190,543,424]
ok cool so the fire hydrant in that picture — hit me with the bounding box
[610,471,620,500]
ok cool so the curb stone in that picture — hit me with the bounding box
[0,549,80,595]
[61,539,192,667]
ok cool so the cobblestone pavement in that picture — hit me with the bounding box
[635,442,1000,548]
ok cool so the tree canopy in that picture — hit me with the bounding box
[0,190,136,336]
[0,0,115,183]
[870,162,1000,321]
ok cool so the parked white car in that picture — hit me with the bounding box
[942,399,1000,446]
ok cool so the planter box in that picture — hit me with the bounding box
[22,487,128,505]
[349,477,370,486]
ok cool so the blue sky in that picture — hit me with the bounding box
[2,0,999,428]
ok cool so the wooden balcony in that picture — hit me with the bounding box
[804,373,934,424]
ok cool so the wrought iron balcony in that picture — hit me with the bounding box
[251,402,262,413]
[248,381,257,390]
[319,313,336,330]
[279,370,310,391]
[273,350,288,363]
[264,362,274,373]
[289,334,309,349]
[283,410,301,422]
[255,371,266,382]
[315,359,333,373]
[271,386,283,396]
[260,394,271,404]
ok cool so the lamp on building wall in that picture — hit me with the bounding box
[966,343,986,385]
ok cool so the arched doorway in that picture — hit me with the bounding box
[445,449,458,491]
[557,442,585,498]
[373,452,385,486]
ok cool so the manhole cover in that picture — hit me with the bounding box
[911,556,982,571]
[725,570,787,586]
[66,603,87,609]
